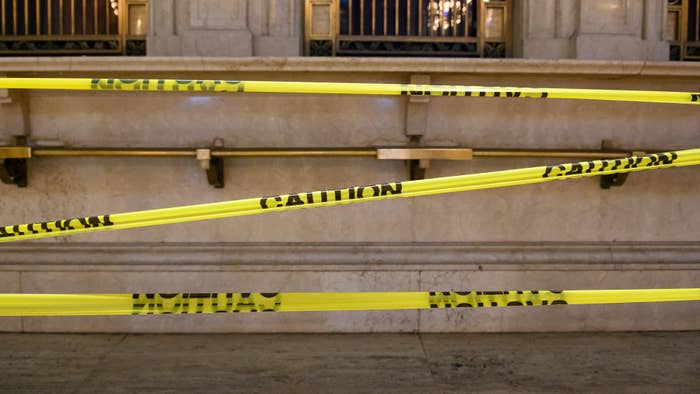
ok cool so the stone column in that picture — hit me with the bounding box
[147,0,180,55]
[518,0,577,59]
[516,0,669,60]
[148,0,303,57]
[249,0,304,56]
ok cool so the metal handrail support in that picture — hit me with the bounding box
[0,144,646,188]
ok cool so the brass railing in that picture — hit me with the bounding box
[669,0,700,60]
[1,140,648,188]
[0,0,147,55]
[305,0,510,57]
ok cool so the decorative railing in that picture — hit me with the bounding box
[305,0,510,57]
[668,0,700,60]
[0,0,147,55]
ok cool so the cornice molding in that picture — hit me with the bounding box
[1,57,699,77]
[1,242,698,271]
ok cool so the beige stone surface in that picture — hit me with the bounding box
[2,157,698,244]
[2,242,697,333]
[579,0,643,36]
[1,58,698,332]
[148,0,303,56]
[1,62,698,244]
[0,334,128,393]
[518,0,669,60]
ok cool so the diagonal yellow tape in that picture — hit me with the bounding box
[0,289,698,316]
[1,149,699,242]
[0,77,699,105]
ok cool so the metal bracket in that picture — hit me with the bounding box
[196,138,225,188]
[0,136,30,187]
[406,159,431,181]
[600,172,629,189]
[0,158,28,187]
[598,140,643,189]
[0,138,655,188]
[206,157,224,188]
[379,148,473,180]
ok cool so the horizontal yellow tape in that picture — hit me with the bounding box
[1,150,699,242]
[1,289,698,316]
[0,77,699,105]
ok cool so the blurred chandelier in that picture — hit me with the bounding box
[110,0,119,16]
[427,0,471,32]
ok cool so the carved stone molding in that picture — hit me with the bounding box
[519,0,668,60]
[1,242,698,271]
[2,57,698,76]
[148,0,301,56]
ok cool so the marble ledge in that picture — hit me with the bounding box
[0,242,699,272]
[1,57,699,77]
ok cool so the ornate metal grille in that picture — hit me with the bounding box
[0,0,147,55]
[305,0,510,57]
[669,0,700,60]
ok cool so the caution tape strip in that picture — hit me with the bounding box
[1,149,699,242]
[0,77,699,105]
[1,289,698,316]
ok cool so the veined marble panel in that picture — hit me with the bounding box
[526,0,557,39]
[579,0,643,36]
[189,0,248,30]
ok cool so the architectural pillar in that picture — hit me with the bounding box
[517,0,669,60]
[148,0,303,57]
[249,0,303,56]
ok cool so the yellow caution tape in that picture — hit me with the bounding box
[0,77,699,105]
[1,149,699,242]
[1,289,698,316]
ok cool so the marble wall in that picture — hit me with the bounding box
[0,57,698,332]
[147,0,671,60]
[516,0,670,60]
[148,0,304,56]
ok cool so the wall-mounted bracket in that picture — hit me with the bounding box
[196,148,224,188]
[206,157,225,188]
[0,141,657,188]
[600,172,629,189]
[378,148,473,180]
[598,140,643,189]
[406,159,430,181]
[0,137,30,187]
[0,158,28,187]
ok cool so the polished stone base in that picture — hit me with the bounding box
[1,242,699,333]
[1,332,698,393]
